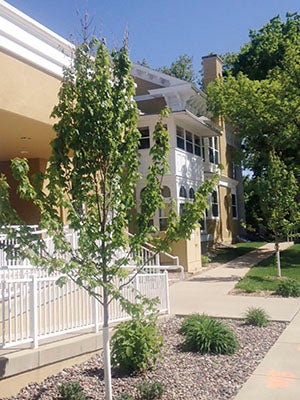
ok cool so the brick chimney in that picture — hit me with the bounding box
[202,54,223,90]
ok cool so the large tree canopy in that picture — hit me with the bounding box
[223,12,300,80]
[207,13,300,240]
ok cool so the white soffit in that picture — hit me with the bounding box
[0,0,73,77]
[174,110,222,137]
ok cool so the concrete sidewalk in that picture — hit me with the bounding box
[169,242,300,400]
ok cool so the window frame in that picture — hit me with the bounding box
[138,127,150,150]
[231,192,238,219]
[211,189,219,218]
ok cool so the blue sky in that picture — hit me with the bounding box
[6,0,299,71]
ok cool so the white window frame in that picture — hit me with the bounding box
[176,125,204,159]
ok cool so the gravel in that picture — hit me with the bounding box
[3,317,287,400]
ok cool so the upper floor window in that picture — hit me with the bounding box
[176,126,185,149]
[139,127,150,149]
[179,186,187,198]
[209,137,219,164]
[186,131,193,154]
[211,190,219,218]
[176,125,204,158]
[232,193,238,219]
[194,136,201,156]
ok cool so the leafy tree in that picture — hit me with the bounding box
[157,54,196,83]
[0,37,217,400]
[258,152,298,276]
[207,40,300,228]
[224,12,300,79]
[136,58,150,68]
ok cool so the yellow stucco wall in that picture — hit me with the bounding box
[0,52,61,123]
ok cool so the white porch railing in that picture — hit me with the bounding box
[0,267,169,349]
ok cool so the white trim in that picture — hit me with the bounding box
[218,176,238,189]
[0,0,72,77]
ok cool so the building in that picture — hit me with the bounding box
[0,1,244,273]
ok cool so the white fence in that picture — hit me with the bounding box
[0,267,169,349]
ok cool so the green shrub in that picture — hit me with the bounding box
[136,381,164,400]
[58,381,86,400]
[244,307,269,327]
[201,255,211,264]
[114,393,135,400]
[111,301,163,374]
[180,313,239,355]
[275,278,300,297]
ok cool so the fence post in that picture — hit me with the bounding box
[30,274,38,349]
[165,270,170,315]
[1,280,6,347]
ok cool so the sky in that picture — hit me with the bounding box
[5,0,299,72]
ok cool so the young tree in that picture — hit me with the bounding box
[0,38,217,400]
[258,152,298,276]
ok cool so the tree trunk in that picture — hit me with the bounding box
[275,240,281,277]
[103,288,112,400]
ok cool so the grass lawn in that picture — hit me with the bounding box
[209,241,266,264]
[235,244,300,293]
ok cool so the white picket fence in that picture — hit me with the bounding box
[0,266,169,349]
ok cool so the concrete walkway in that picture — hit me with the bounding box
[169,242,300,399]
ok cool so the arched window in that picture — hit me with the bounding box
[179,186,187,198]
[161,186,171,198]
[189,188,195,199]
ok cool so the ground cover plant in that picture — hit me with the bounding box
[235,244,300,294]
[244,307,269,327]
[209,242,266,264]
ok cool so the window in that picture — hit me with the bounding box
[194,136,201,156]
[232,193,238,219]
[139,127,150,149]
[176,126,185,149]
[211,190,219,217]
[186,131,193,154]
[189,187,195,199]
[179,203,187,217]
[208,137,219,164]
[179,186,187,198]
[161,186,171,198]
[199,214,206,232]
[159,203,171,231]
[176,126,204,158]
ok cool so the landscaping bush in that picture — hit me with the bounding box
[201,255,211,264]
[244,307,269,327]
[111,301,163,374]
[136,381,164,400]
[114,393,134,400]
[181,313,239,355]
[58,381,86,400]
[276,278,300,297]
